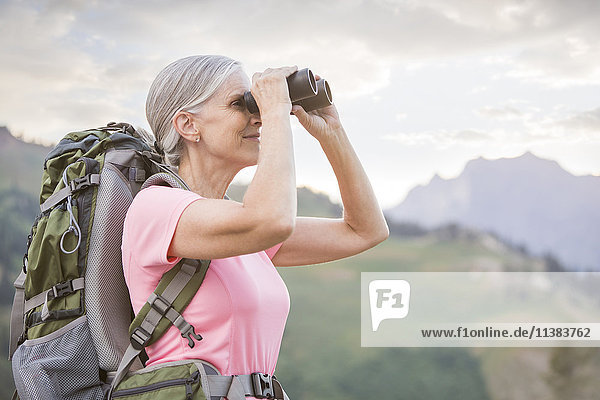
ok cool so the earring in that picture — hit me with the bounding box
[195,136,200,143]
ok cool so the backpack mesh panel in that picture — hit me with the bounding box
[85,162,135,371]
[12,317,105,400]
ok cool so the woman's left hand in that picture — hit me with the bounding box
[291,76,344,142]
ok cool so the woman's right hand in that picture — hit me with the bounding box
[250,66,298,115]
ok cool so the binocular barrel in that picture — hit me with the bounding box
[292,78,332,112]
[243,68,333,114]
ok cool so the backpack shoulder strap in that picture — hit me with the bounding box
[9,271,27,359]
[141,170,191,191]
[132,169,211,346]
[130,257,211,349]
[110,168,211,396]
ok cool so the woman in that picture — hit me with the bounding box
[121,55,389,395]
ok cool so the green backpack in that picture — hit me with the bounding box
[9,123,290,400]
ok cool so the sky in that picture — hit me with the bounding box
[1,0,599,208]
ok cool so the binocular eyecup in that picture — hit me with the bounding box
[243,67,333,115]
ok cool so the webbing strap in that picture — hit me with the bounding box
[110,259,201,396]
[226,376,246,399]
[146,292,202,348]
[162,260,198,299]
[107,344,140,399]
[40,185,70,213]
[139,260,202,347]
[274,377,291,400]
[108,363,291,400]
[24,277,85,314]
[40,173,100,213]
[205,374,290,400]
[8,272,26,360]
[128,167,146,182]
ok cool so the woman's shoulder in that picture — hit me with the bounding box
[132,185,200,207]
[126,185,202,223]
[123,186,204,264]
[136,185,197,199]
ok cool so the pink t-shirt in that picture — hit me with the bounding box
[122,185,289,380]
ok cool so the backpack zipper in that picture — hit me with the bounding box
[185,371,199,400]
[111,370,200,398]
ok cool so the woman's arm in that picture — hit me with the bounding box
[169,66,298,260]
[271,103,389,267]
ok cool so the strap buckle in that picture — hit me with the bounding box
[130,326,151,350]
[52,281,73,298]
[179,321,203,349]
[68,174,100,192]
[251,372,274,399]
[149,293,172,316]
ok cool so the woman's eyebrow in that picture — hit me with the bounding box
[226,91,246,101]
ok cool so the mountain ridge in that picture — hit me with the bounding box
[386,152,600,270]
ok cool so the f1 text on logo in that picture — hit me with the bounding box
[369,280,411,331]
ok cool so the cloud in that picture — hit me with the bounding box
[477,105,524,120]
[533,107,600,143]
[505,35,600,86]
[1,0,599,209]
[470,85,488,94]
[554,107,600,132]
[383,129,493,147]
[384,105,600,149]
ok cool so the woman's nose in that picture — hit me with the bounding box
[250,113,262,127]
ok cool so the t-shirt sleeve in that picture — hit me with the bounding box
[265,242,284,260]
[123,186,201,268]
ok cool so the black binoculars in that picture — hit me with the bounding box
[243,68,333,114]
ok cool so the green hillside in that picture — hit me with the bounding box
[0,127,50,199]
[277,236,493,399]
[276,236,600,400]
[227,184,343,218]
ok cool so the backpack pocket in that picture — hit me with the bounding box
[111,361,207,400]
[12,315,105,400]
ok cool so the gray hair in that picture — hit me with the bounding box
[145,55,243,166]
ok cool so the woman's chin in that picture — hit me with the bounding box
[240,153,259,168]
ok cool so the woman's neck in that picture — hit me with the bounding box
[177,151,239,199]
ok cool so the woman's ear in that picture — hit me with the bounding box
[173,111,201,142]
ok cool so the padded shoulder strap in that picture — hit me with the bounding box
[141,169,231,200]
[110,257,211,397]
[9,272,26,360]
[111,169,213,395]
[129,258,211,348]
[141,171,191,191]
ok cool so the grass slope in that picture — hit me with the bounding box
[275,236,599,399]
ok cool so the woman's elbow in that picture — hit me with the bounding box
[270,215,296,242]
[366,223,390,248]
[377,224,390,244]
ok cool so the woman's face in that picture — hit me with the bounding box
[192,69,262,168]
